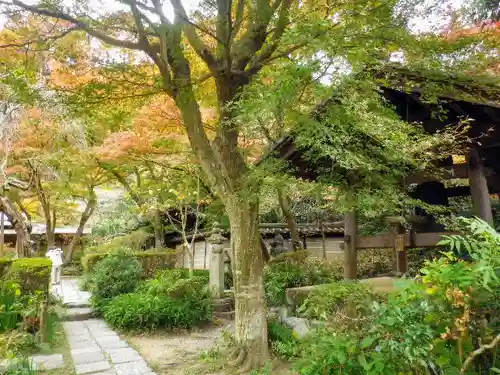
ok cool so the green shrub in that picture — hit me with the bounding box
[82,249,178,276]
[0,258,13,279]
[86,228,152,254]
[268,318,301,359]
[297,218,500,375]
[104,291,212,330]
[8,258,51,295]
[155,268,210,283]
[0,330,37,358]
[298,281,381,321]
[103,268,212,330]
[1,358,36,375]
[357,248,392,278]
[89,254,142,311]
[0,281,22,332]
[135,250,179,278]
[264,251,342,306]
[140,271,209,301]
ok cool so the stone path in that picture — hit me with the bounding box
[57,279,157,375]
[53,278,92,307]
[64,320,156,375]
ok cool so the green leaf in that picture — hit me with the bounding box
[357,353,369,369]
[436,355,450,366]
[361,336,375,348]
[337,350,347,364]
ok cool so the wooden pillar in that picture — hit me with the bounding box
[393,223,407,275]
[469,147,493,225]
[344,209,357,280]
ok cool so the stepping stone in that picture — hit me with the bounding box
[30,354,65,370]
[75,360,112,375]
[87,371,117,375]
[71,340,98,350]
[115,360,152,375]
[97,337,129,350]
[65,308,97,322]
[64,321,88,333]
[72,348,106,365]
[107,347,143,364]
[95,333,121,343]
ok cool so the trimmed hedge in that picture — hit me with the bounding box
[0,258,13,279]
[82,249,178,277]
[8,258,52,295]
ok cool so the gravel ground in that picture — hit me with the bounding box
[126,323,234,375]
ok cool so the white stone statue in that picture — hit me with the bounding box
[45,247,63,285]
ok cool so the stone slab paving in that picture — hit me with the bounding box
[59,279,157,375]
[53,278,92,307]
[65,319,157,375]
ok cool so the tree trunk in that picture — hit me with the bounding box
[0,197,31,258]
[42,203,56,249]
[152,210,164,248]
[64,192,97,265]
[277,187,302,251]
[226,199,269,370]
[186,243,194,278]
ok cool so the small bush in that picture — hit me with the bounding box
[268,318,301,359]
[135,250,180,278]
[89,254,142,311]
[82,249,178,276]
[155,268,210,283]
[103,291,211,330]
[103,269,212,330]
[298,281,380,321]
[8,258,51,295]
[0,330,37,358]
[264,251,342,306]
[357,249,393,278]
[86,228,152,254]
[0,281,22,332]
[0,258,13,279]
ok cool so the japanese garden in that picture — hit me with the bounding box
[0,0,499,374]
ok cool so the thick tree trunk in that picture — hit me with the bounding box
[64,193,97,265]
[277,187,302,251]
[226,199,269,370]
[0,197,31,258]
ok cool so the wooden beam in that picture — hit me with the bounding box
[407,164,494,184]
[351,232,456,249]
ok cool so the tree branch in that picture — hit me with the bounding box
[460,334,500,375]
[11,0,144,50]
[248,0,292,67]
[0,26,80,48]
[170,0,220,73]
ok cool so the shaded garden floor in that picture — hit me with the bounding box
[126,323,295,375]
